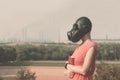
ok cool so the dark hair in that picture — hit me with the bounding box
[76,16,92,31]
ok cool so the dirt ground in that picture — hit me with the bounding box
[0,66,67,80]
[28,66,67,80]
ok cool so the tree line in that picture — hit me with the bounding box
[0,43,120,64]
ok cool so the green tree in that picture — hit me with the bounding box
[0,47,5,63]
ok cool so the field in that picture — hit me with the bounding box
[0,61,67,80]
[0,66,67,80]
[0,61,120,80]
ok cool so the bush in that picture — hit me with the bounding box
[16,68,36,80]
[94,63,120,80]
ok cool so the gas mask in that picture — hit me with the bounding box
[67,17,92,42]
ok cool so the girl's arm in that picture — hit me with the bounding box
[67,47,96,75]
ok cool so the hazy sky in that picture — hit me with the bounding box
[0,0,120,42]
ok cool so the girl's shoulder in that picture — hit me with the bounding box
[89,40,97,49]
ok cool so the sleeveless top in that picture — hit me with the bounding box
[69,41,97,80]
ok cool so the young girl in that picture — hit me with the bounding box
[64,17,97,80]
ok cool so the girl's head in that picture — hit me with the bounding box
[67,16,92,42]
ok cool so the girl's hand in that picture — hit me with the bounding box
[64,69,74,78]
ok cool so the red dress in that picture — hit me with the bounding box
[69,41,97,80]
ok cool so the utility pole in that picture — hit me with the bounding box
[106,34,108,40]
[58,29,61,43]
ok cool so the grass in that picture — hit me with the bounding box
[0,61,66,66]
[1,60,119,66]
[27,60,66,66]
